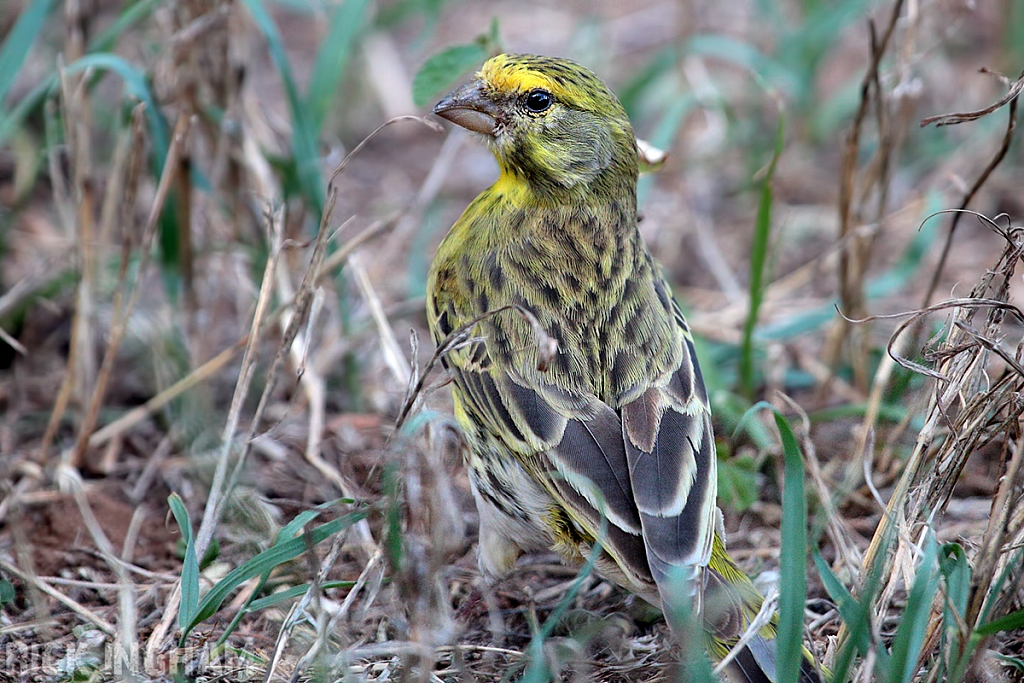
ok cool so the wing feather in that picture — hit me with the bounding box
[448,346,645,538]
[621,335,717,582]
[549,410,642,534]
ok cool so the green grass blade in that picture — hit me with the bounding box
[974,607,1024,638]
[755,192,943,345]
[245,580,356,612]
[773,411,807,683]
[889,533,940,683]
[306,0,369,133]
[168,494,200,637]
[64,53,170,168]
[938,542,970,674]
[773,0,867,106]
[717,450,758,511]
[972,541,1024,629]
[731,399,781,451]
[209,501,349,648]
[814,550,892,678]
[215,572,271,648]
[662,565,717,683]
[277,508,325,539]
[738,112,784,398]
[64,52,179,285]
[1005,0,1024,66]
[0,578,14,605]
[0,75,51,144]
[0,0,54,106]
[240,0,323,211]
[522,528,610,683]
[813,551,863,644]
[994,653,1024,672]
[616,45,679,116]
[412,43,488,108]
[183,511,365,636]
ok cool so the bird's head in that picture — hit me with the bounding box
[434,53,638,199]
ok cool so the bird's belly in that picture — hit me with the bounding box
[464,433,559,577]
[451,392,559,570]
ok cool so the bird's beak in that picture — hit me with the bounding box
[433,80,500,136]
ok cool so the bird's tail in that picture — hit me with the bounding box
[704,535,826,683]
[718,635,823,683]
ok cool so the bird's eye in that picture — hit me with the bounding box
[524,89,553,113]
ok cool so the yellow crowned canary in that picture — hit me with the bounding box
[426,53,821,683]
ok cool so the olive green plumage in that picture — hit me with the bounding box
[426,53,821,683]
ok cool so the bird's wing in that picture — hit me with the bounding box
[447,343,644,537]
[619,304,717,585]
[436,304,713,590]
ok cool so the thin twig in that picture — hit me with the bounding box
[87,335,249,448]
[713,590,780,675]
[391,304,556,436]
[826,0,905,386]
[921,82,1019,307]
[194,205,284,561]
[920,70,1024,127]
[350,252,411,385]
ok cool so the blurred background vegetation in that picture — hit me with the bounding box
[1,0,1023,681]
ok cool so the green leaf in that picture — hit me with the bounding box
[183,511,365,636]
[306,0,369,133]
[975,606,1024,637]
[938,542,971,673]
[245,580,355,612]
[0,0,54,106]
[774,411,807,683]
[64,53,170,170]
[412,43,488,108]
[889,533,941,683]
[168,494,200,637]
[814,549,892,678]
[0,578,15,604]
[716,451,758,511]
[738,111,784,398]
[240,0,323,212]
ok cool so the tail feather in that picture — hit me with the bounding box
[721,635,823,683]
[703,535,826,683]
[724,643,774,683]
[720,634,823,683]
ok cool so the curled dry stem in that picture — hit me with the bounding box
[921,78,1020,307]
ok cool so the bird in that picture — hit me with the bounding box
[425,52,822,683]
